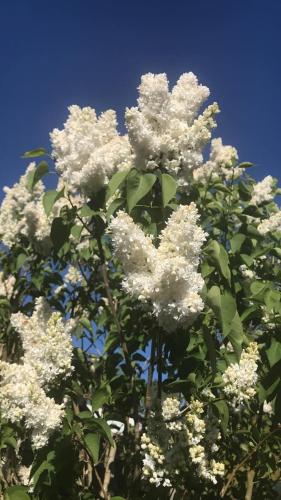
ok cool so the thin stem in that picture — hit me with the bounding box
[157,330,163,401]
[145,337,155,416]
[220,426,280,497]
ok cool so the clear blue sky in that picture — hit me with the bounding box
[0,0,280,192]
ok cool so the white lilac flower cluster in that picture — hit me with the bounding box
[0,272,16,299]
[125,72,219,187]
[109,203,206,331]
[64,264,83,286]
[0,163,51,250]
[140,396,224,488]
[50,105,132,196]
[0,298,74,449]
[258,210,281,235]
[50,72,239,194]
[222,342,259,408]
[250,175,275,205]
[193,137,241,183]
[239,264,256,281]
[185,399,224,484]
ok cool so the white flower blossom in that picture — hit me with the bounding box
[222,342,259,408]
[125,72,219,187]
[258,210,281,235]
[64,265,83,286]
[50,105,132,195]
[0,272,16,299]
[239,265,256,280]
[193,138,240,183]
[0,362,64,449]
[263,400,274,416]
[250,176,275,205]
[11,297,74,386]
[109,203,206,331]
[0,163,50,250]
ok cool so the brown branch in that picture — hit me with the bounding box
[220,426,280,497]
[245,469,255,500]
[101,442,117,498]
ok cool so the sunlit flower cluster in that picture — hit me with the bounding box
[0,163,51,250]
[0,298,74,449]
[109,203,206,331]
[0,362,64,449]
[250,175,275,205]
[222,342,259,408]
[0,272,16,299]
[193,138,241,183]
[125,72,219,188]
[50,105,132,196]
[258,210,281,235]
[141,396,224,488]
[185,399,224,484]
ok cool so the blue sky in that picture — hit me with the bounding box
[0,0,280,192]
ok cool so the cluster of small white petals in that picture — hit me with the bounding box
[162,396,183,431]
[17,465,33,487]
[125,72,219,186]
[11,297,74,386]
[185,399,224,484]
[250,176,275,205]
[222,342,259,408]
[0,362,64,449]
[239,265,256,280]
[50,105,133,195]
[141,396,224,488]
[193,138,240,183]
[141,432,171,488]
[257,210,281,235]
[109,204,206,331]
[0,272,16,298]
[263,400,274,416]
[64,265,83,286]
[0,163,51,250]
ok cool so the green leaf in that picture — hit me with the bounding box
[203,328,217,375]
[238,162,254,168]
[126,170,157,213]
[106,170,129,202]
[207,286,243,345]
[16,252,27,271]
[22,147,46,158]
[230,233,246,253]
[213,400,229,433]
[43,188,64,217]
[50,217,70,252]
[111,497,127,500]
[106,198,125,219]
[79,205,96,217]
[161,173,177,207]
[91,387,111,412]
[4,486,31,500]
[92,418,114,446]
[84,433,100,464]
[266,339,281,368]
[204,240,231,283]
[27,161,49,191]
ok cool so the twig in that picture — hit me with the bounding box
[157,330,163,401]
[220,426,280,497]
[101,442,117,498]
[245,469,255,500]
